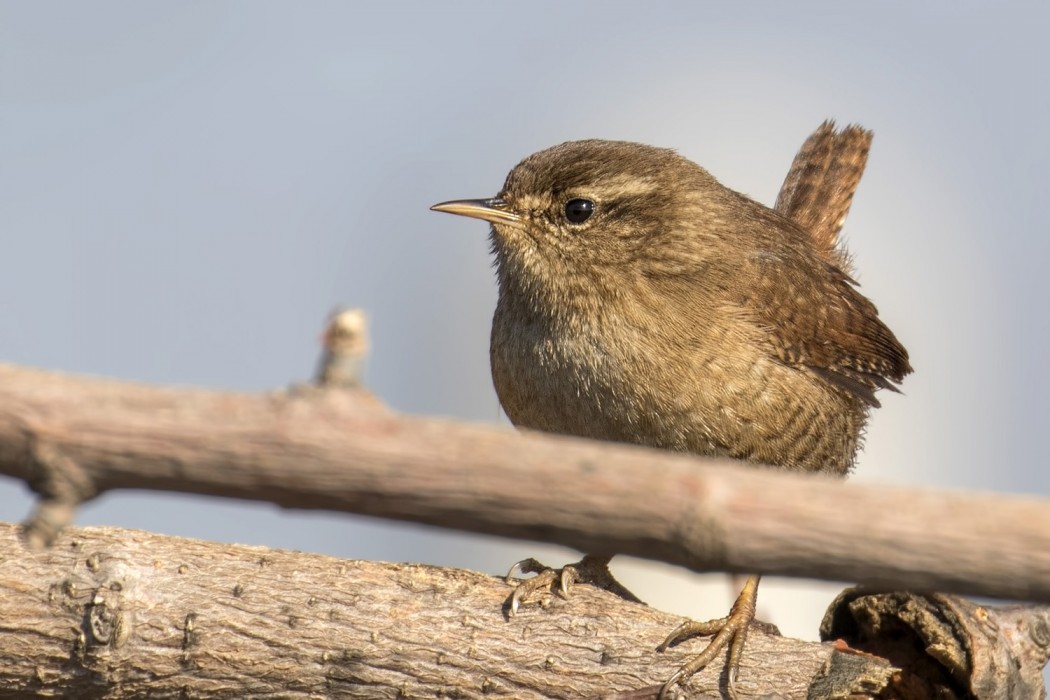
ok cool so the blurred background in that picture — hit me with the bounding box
[2,1,1047,652]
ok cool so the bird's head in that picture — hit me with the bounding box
[432,140,732,303]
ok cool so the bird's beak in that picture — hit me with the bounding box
[430,198,522,226]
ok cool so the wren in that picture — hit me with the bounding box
[432,123,910,698]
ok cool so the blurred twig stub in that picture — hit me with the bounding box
[315,307,368,388]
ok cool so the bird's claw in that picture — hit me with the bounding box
[505,558,582,616]
[504,554,639,617]
[656,576,760,699]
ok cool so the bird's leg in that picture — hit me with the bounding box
[504,554,642,616]
[656,575,762,700]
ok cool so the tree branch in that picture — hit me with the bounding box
[2,522,1045,699]
[1,362,1049,603]
[0,521,899,699]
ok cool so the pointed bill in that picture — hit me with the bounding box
[430,198,523,226]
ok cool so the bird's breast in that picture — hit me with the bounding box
[489,295,727,453]
[489,292,862,474]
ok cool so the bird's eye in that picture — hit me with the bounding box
[563,198,594,224]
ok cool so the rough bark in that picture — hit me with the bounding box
[2,523,1045,699]
[0,521,897,699]
[822,589,1050,699]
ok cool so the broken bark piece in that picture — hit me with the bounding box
[821,588,1050,699]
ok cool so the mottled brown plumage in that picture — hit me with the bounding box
[432,125,910,696]
[776,120,872,262]
[471,137,908,474]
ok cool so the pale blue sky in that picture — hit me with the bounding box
[2,1,1047,642]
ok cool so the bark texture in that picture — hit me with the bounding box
[3,523,1045,699]
[0,522,897,699]
[823,589,1050,699]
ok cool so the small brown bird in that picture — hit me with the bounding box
[432,124,910,697]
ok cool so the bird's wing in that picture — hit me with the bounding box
[746,250,911,407]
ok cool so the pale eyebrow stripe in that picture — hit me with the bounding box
[590,173,661,199]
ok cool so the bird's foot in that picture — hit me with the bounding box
[656,576,765,700]
[504,554,641,616]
